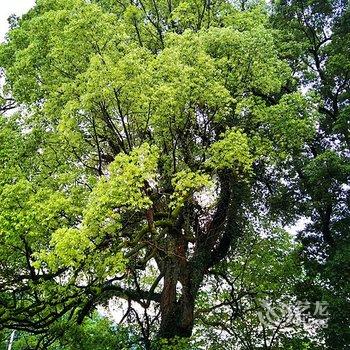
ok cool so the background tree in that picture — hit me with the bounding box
[194,227,326,350]
[271,1,350,348]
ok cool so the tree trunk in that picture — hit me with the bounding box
[157,235,204,340]
[158,274,198,339]
[156,172,238,341]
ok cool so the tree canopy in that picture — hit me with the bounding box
[0,0,349,349]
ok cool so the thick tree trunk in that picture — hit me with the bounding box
[158,273,198,339]
[156,171,240,341]
[157,236,204,340]
[158,293,196,339]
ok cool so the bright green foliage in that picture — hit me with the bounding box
[38,144,159,271]
[207,128,252,172]
[170,170,212,210]
[0,313,143,350]
[83,143,159,233]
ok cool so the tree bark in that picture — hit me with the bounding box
[157,171,244,341]
[158,266,202,339]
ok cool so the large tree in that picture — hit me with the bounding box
[0,0,347,348]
